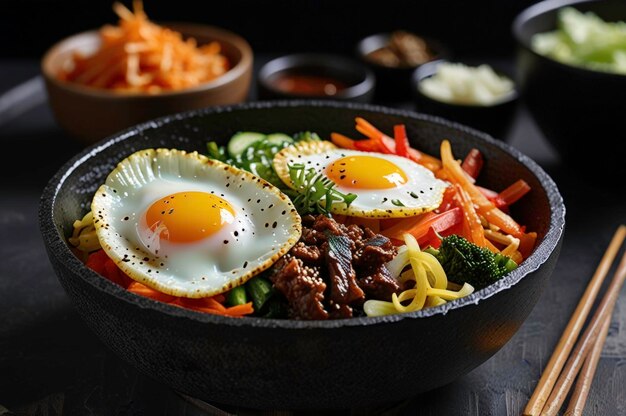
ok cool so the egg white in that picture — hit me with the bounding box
[91,148,301,298]
[274,142,449,218]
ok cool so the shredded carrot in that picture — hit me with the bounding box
[440,140,524,237]
[519,231,538,259]
[454,184,490,249]
[87,249,253,316]
[191,302,254,317]
[352,118,443,170]
[495,179,532,207]
[58,1,230,93]
[381,208,463,243]
[127,281,177,303]
[222,302,255,317]
[330,132,357,150]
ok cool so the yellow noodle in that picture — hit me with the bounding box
[68,211,101,253]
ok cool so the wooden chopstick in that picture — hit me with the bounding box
[565,305,613,415]
[542,250,626,415]
[523,225,626,416]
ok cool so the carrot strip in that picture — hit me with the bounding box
[344,117,443,170]
[223,302,255,316]
[455,184,488,248]
[394,124,410,157]
[461,148,484,179]
[382,212,434,240]
[205,297,227,312]
[519,231,538,259]
[330,132,357,150]
[496,179,532,207]
[355,125,394,153]
[192,302,254,317]
[58,1,229,92]
[382,207,462,242]
[440,140,523,237]
[355,117,386,140]
[127,281,177,303]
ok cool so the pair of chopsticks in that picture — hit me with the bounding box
[524,224,626,416]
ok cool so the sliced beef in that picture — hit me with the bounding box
[358,264,400,300]
[268,214,399,320]
[325,234,364,305]
[270,256,328,320]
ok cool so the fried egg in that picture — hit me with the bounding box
[273,140,448,218]
[91,148,301,298]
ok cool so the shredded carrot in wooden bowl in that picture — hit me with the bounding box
[57,0,230,93]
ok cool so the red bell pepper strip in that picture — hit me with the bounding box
[394,124,410,158]
[477,186,499,200]
[419,226,443,249]
[461,148,484,179]
[355,125,394,154]
[382,207,463,241]
[441,140,524,237]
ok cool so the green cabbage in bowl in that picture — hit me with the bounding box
[532,7,626,74]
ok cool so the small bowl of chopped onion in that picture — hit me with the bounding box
[410,60,519,140]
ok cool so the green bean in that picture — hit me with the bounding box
[226,285,247,306]
[245,276,273,311]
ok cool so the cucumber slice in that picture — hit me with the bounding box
[227,132,266,157]
[266,133,294,145]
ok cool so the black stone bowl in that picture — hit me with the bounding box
[39,101,565,411]
[411,60,519,140]
[257,53,375,103]
[513,0,626,175]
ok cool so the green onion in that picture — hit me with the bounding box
[288,163,357,216]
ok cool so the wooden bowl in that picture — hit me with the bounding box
[41,23,253,144]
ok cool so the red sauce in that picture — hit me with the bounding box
[271,73,348,96]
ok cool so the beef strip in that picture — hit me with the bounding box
[325,235,364,305]
[269,214,399,320]
[270,255,328,320]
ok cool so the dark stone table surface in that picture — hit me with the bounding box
[0,58,624,416]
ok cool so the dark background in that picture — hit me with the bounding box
[9,2,626,416]
[2,0,538,60]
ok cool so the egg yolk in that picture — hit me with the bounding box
[145,191,235,243]
[326,155,408,189]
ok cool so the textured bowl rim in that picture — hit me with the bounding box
[512,0,626,80]
[40,22,253,99]
[39,100,565,330]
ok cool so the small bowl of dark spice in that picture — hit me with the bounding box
[257,53,375,103]
[356,30,448,101]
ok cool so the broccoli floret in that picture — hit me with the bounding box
[424,235,518,290]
